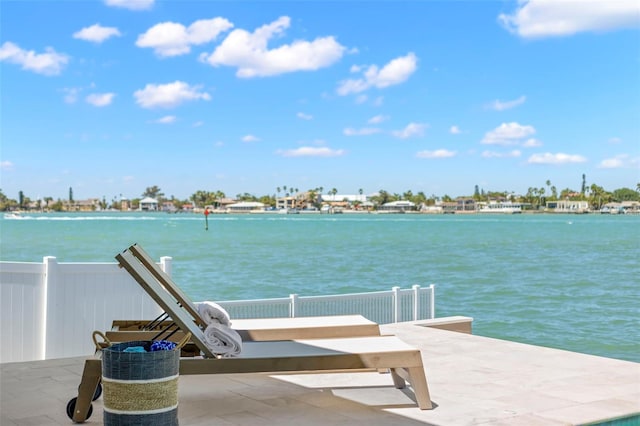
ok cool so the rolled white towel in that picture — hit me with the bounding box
[203,323,243,357]
[196,301,231,326]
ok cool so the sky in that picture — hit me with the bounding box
[1,0,639,202]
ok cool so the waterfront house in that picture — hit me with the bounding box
[227,201,266,213]
[139,197,158,211]
[120,198,131,211]
[379,200,416,212]
[546,200,590,213]
[70,198,102,212]
[441,201,458,214]
[419,203,444,214]
[181,202,195,213]
[162,201,178,213]
[456,198,476,213]
[600,201,640,214]
[276,196,298,210]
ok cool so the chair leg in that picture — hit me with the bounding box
[72,359,101,422]
[406,366,433,410]
[390,368,407,389]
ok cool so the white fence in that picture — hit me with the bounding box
[0,257,435,363]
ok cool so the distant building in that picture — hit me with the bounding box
[441,202,458,214]
[162,202,177,213]
[120,198,131,211]
[456,198,475,212]
[546,200,589,213]
[320,194,367,203]
[139,197,158,211]
[276,196,298,210]
[227,201,265,213]
[379,200,416,212]
[69,198,101,212]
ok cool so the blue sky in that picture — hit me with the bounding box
[1,0,639,202]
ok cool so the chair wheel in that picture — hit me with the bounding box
[66,397,93,422]
[92,382,102,401]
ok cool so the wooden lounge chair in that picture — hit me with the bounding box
[107,243,381,342]
[65,247,433,422]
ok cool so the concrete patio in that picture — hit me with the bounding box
[1,320,638,425]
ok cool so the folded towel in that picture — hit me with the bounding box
[123,346,146,353]
[196,301,231,326]
[202,323,242,357]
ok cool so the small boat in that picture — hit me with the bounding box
[4,212,24,219]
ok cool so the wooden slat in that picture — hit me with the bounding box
[115,250,215,358]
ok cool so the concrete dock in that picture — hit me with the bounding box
[1,321,638,425]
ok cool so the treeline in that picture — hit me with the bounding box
[2,180,640,212]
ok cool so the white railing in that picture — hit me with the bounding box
[219,285,435,325]
[0,257,435,363]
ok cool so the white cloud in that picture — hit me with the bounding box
[522,138,543,147]
[416,149,457,159]
[200,16,345,77]
[527,152,587,164]
[373,96,384,106]
[104,0,154,10]
[450,125,461,134]
[136,18,233,57]
[155,115,176,124]
[608,137,622,144]
[86,93,115,107]
[482,122,536,145]
[481,150,522,158]
[73,24,121,43]
[337,53,417,95]
[1,161,14,171]
[392,122,427,139]
[297,112,313,120]
[134,81,211,109]
[343,127,381,136]
[277,146,345,157]
[486,95,526,111]
[499,0,640,38]
[355,95,368,104]
[0,41,68,75]
[242,134,260,142]
[368,114,389,124]
[192,121,204,127]
[598,154,639,169]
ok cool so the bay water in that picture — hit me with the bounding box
[1,212,638,362]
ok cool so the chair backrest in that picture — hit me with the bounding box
[128,244,206,328]
[116,247,215,358]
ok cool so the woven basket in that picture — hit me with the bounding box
[95,331,190,426]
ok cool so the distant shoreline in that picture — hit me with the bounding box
[4,209,637,216]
